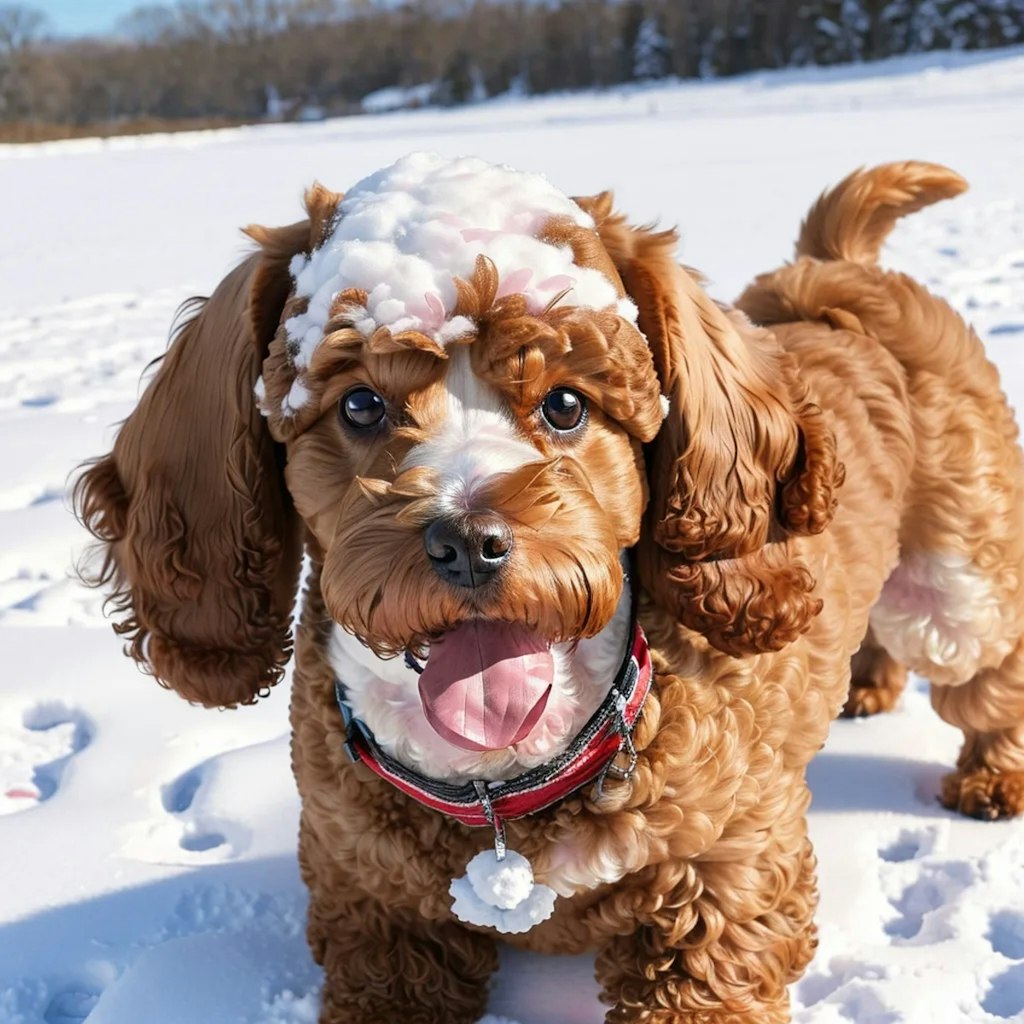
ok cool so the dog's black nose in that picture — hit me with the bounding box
[424,515,513,589]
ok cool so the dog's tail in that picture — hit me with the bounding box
[795,161,968,265]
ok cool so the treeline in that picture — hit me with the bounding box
[2,0,1024,133]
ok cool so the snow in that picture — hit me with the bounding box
[265,151,624,416]
[2,46,1024,1024]
[361,83,438,114]
[450,850,558,934]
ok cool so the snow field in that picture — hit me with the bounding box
[2,46,1024,1024]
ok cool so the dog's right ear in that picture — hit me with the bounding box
[578,194,843,657]
[74,185,343,707]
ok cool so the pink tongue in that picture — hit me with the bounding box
[418,621,553,752]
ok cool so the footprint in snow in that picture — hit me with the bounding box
[877,825,939,864]
[832,983,899,1024]
[157,760,245,858]
[43,985,101,1024]
[883,859,973,943]
[0,704,93,815]
[29,486,65,507]
[20,393,58,408]
[796,960,890,1010]
[124,743,282,865]
[872,822,975,946]
[0,481,65,512]
[983,962,1024,1020]
[989,909,1024,961]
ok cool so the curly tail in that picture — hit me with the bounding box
[795,161,968,265]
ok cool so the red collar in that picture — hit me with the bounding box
[335,622,652,840]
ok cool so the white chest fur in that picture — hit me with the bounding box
[328,577,632,784]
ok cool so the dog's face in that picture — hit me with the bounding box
[267,269,661,660]
[75,154,842,768]
[253,157,665,774]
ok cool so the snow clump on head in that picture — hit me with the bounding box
[262,152,635,417]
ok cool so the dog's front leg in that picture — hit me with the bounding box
[594,826,817,1023]
[314,898,498,1024]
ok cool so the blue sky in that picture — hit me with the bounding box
[34,0,142,36]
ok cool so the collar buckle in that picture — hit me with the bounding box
[473,780,507,860]
[593,687,640,799]
[334,681,362,764]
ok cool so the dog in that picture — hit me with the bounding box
[75,154,1024,1023]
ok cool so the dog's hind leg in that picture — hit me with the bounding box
[864,327,1024,818]
[842,627,908,718]
[931,643,1024,819]
[868,522,1024,821]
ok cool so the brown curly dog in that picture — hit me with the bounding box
[75,155,1024,1023]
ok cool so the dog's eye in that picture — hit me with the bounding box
[541,388,587,432]
[340,387,386,429]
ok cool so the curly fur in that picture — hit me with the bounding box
[76,161,1024,1023]
[581,201,844,659]
[739,160,1024,824]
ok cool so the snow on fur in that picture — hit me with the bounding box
[450,850,557,934]
[268,152,632,414]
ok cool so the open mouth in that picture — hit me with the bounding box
[414,620,554,752]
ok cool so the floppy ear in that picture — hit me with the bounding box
[582,195,844,656]
[74,185,343,706]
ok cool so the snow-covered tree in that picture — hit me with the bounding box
[879,0,915,55]
[727,0,782,73]
[903,0,1024,51]
[632,12,671,80]
[909,0,949,50]
[953,1,1003,46]
[811,0,871,63]
[439,51,487,106]
[698,23,727,79]
[943,0,1024,48]
[994,0,1024,44]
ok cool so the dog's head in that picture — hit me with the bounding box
[76,155,842,744]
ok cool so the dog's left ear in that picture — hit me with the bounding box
[579,194,844,656]
[74,185,342,707]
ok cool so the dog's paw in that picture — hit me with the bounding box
[841,681,903,718]
[940,767,1024,819]
[842,643,906,718]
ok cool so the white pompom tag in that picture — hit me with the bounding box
[450,849,556,934]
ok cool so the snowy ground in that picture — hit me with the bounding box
[3,46,1024,1024]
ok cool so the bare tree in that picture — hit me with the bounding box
[0,4,48,119]
[116,5,185,42]
[5,0,1024,138]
